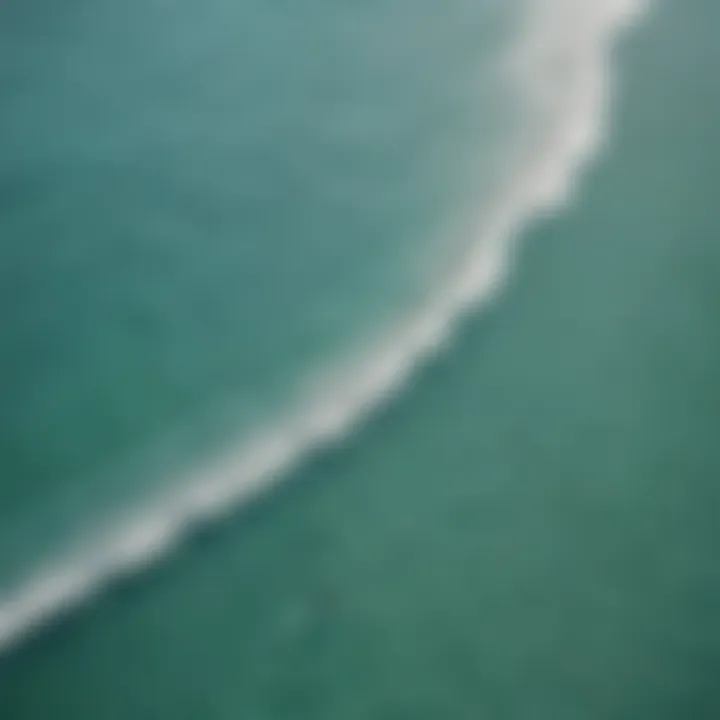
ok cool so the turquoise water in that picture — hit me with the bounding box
[2,0,720,717]
[0,0,522,586]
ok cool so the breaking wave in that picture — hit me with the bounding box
[0,0,649,653]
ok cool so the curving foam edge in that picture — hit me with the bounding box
[0,0,651,653]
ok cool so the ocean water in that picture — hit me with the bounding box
[1,0,720,717]
[0,0,526,587]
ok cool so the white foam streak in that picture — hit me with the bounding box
[0,0,649,652]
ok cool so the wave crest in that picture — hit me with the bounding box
[0,0,650,653]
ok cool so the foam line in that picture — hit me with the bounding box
[0,0,649,653]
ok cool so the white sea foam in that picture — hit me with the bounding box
[0,0,649,652]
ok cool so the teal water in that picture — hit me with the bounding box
[0,0,522,585]
[2,0,720,718]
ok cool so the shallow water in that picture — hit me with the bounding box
[0,0,523,585]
